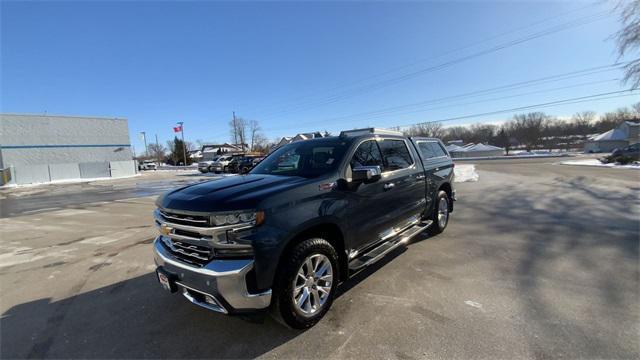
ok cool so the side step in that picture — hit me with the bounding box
[348,220,432,272]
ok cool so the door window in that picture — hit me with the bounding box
[417,141,447,159]
[417,142,436,159]
[429,142,447,158]
[378,139,413,171]
[350,140,384,169]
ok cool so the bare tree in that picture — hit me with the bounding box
[614,0,640,89]
[512,112,548,151]
[494,123,515,155]
[468,123,497,144]
[147,143,167,162]
[406,121,445,138]
[229,116,247,147]
[571,111,596,136]
[248,119,262,151]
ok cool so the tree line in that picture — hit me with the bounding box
[404,102,640,153]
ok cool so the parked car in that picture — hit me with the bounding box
[198,156,220,173]
[601,142,639,164]
[208,154,238,173]
[228,155,265,174]
[138,160,157,171]
[153,128,455,328]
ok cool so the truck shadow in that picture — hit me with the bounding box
[1,246,417,359]
[1,273,298,359]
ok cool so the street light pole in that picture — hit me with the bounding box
[140,132,148,157]
[155,134,161,166]
[177,122,187,166]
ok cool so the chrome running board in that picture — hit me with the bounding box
[348,220,432,272]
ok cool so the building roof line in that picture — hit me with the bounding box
[0,113,127,120]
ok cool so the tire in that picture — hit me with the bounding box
[429,190,450,235]
[272,238,339,329]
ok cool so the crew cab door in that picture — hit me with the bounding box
[345,138,427,253]
[411,139,453,213]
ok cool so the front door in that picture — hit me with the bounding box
[345,138,426,253]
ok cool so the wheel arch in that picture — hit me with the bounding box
[438,182,454,212]
[278,222,348,283]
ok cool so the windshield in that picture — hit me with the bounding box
[251,139,348,178]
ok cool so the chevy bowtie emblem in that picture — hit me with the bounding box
[160,224,173,236]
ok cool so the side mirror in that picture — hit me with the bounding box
[351,166,382,183]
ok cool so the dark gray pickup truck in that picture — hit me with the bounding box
[153,128,455,328]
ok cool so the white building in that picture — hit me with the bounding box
[275,132,325,148]
[199,143,247,161]
[0,113,136,185]
[448,143,504,158]
[584,121,640,153]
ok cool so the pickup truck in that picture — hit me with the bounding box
[208,154,240,173]
[153,128,455,328]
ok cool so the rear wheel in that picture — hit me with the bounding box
[429,190,450,235]
[272,238,338,329]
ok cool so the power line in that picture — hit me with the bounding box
[262,63,626,131]
[391,89,638,129]
[326,79,620,125]
[229,2,602,117]
[255,10,611,120]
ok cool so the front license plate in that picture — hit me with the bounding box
[157,271,172,291]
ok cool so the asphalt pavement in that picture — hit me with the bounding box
[0,159,638,359]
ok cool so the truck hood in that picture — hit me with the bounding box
[157,174,310,212]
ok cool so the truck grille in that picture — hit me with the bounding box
[158,210,210,227]
[162,238,212,267]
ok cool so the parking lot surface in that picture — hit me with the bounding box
[1,159,638,359]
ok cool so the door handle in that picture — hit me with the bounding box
[416,174,425,180]
[383,183,395,190]
[434,167,440,171]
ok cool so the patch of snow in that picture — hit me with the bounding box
[0,174,141,189]
[454,164,479,183]
[464,300,485,311]
[559,159,640,170]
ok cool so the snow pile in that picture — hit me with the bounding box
[454,164,479,182]
[559,159,640,170]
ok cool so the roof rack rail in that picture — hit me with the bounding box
[339,128,403,137]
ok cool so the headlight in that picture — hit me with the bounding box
[211,210,264,227]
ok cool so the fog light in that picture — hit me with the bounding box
[205,295,217,305]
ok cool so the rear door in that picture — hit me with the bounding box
[411,139,453,213]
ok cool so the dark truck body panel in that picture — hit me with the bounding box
[154,131,455,314]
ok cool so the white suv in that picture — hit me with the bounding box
[138,160,157,171]
[209,155,234,173]
[198,156,219,173]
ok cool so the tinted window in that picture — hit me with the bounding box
[251,139,347,178]
[378,139,413,171]
[418,142,436,159]
[430,142,447,157]
[350,140,384,169]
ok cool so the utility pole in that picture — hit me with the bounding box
[140,132,148,157]
[155,134,161,165]
[177,122,187,166]
[232,111,238,145]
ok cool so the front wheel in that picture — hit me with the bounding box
[429,190,450,235]
[272,238,338,329]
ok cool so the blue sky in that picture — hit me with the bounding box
[2,1,638,153]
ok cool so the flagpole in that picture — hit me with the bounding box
[178,122,187,166]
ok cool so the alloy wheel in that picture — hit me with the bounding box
[438,197,449,229]
[292,254,333,317]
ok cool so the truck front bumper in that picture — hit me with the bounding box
[153,237,272,314]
